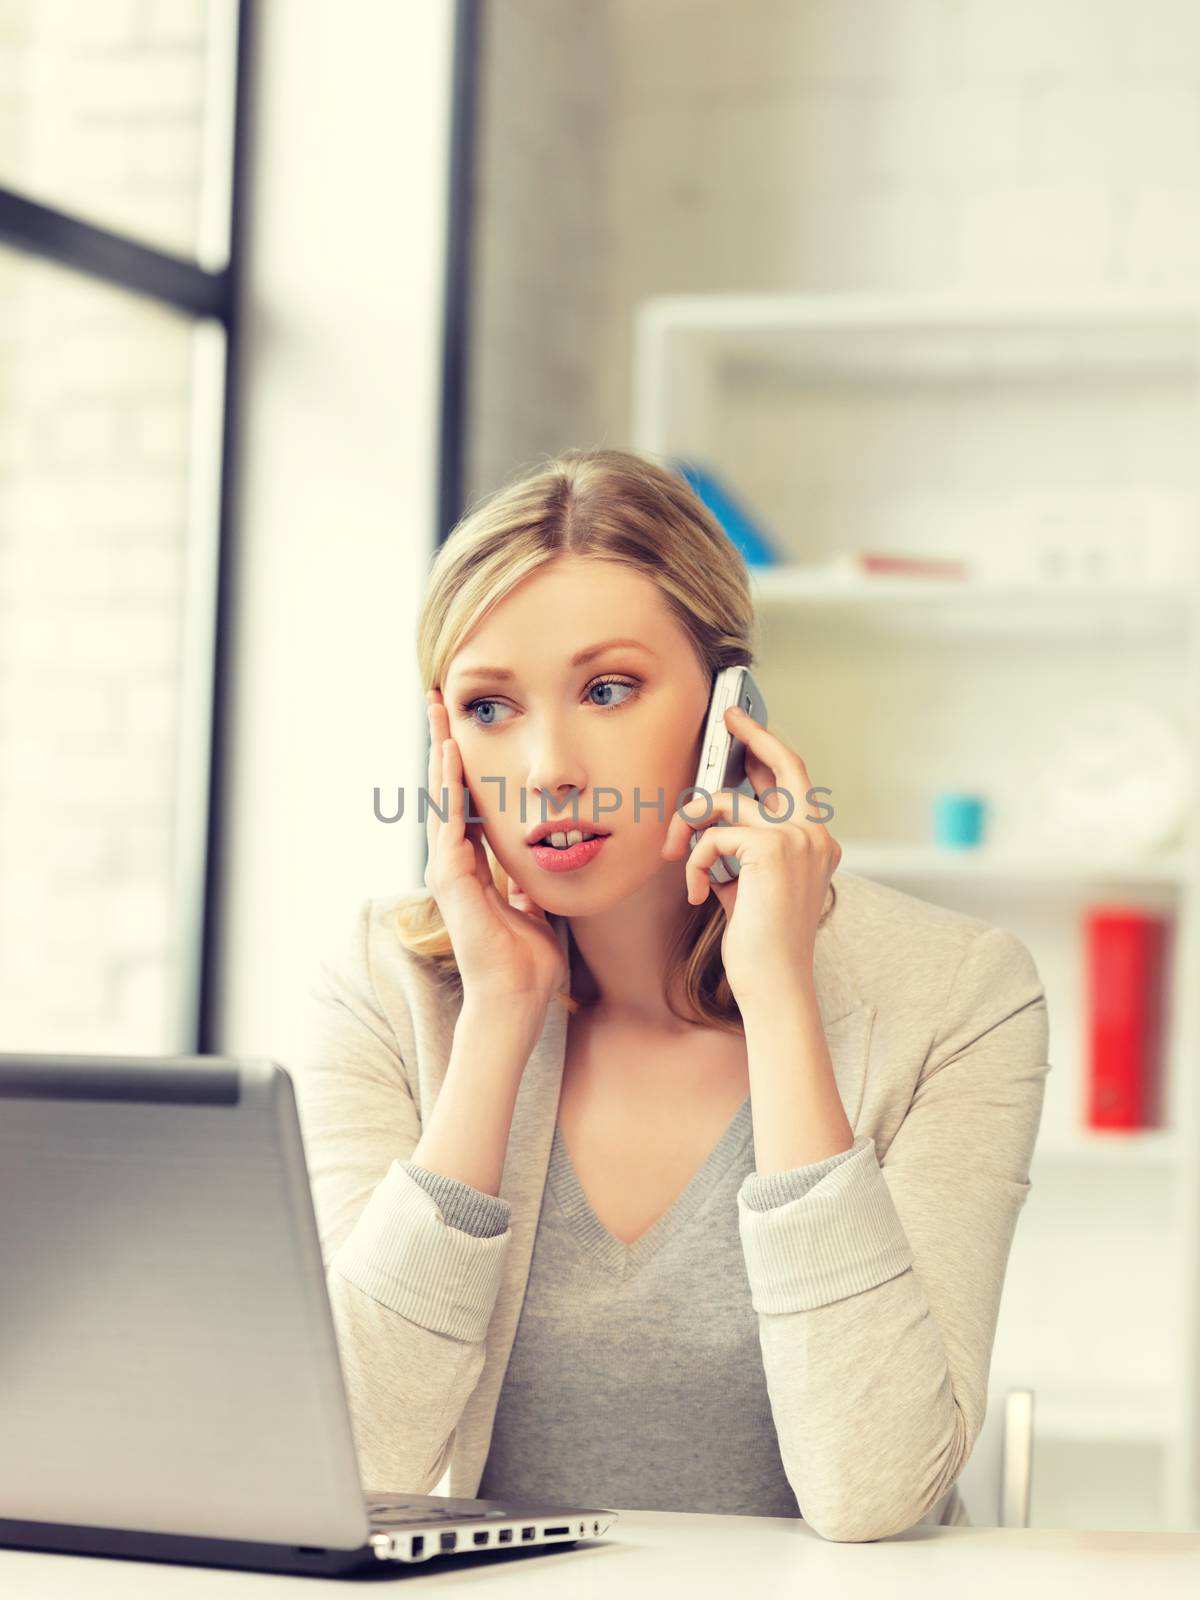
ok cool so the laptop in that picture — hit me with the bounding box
[0,1052,620,1576]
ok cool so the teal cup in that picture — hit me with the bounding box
[932,792,986,849]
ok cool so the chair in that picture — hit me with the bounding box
[954,1387,1035,1527]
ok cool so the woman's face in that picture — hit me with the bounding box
[441,555,712,910]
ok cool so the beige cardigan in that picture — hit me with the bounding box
[289,868,1050,1541]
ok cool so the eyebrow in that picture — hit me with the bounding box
[453,637,658,683]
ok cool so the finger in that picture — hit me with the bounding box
[443,739,462,847]
[687,814,840,906]
[743,748,782,811]
[724,706,811,812]
[663,786,773,860]
[461,787,495,891]
[443,737,477,869]
[469,808,493,890]
[684,825,752,904]
[429,692,463,855]
[426,700,443,857]
[432,700,494,892]
[663,789,724,860]
[507,870,547,921]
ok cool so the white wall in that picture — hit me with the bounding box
[216,0,456,1061]
[468,0,1200,485]
[600,0,1200,541]
[466,0,612,503]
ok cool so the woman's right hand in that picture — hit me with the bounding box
[424,688,569,1014]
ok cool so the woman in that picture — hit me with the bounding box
[292,446,1050,1542]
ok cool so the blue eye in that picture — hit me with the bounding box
[460,698,510,729]
[588,675,637,709]
[460,675,639,730]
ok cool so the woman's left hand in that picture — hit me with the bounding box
[660,705,841,1004]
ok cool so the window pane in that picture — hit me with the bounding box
[0,246,221,1053]
[0,0,236,266]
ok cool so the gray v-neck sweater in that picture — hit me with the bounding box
[402,1099,872,1517]
[293,877,1050,1538]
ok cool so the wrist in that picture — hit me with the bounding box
[735,969,816,1014]
[458,991,547,1036]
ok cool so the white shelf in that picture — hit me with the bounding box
[747,566,1192,638]
[638,288,1200,336]
[749,566,1189,606]
[1033,1131,1179,1166]
[636,290,1200,391]
[838,842,1188,887]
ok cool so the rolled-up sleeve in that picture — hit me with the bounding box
[737,1134,913,1311]
[329,1162,510,1344]
[402,1163,512,1238]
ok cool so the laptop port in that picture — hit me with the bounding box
[544,1525,569,1536]
[439,1531,457,1552]
[497,1527,513,1543]
[472,1531,489,1546]
[521,1526,536,1541]
[411,1536,424,1557]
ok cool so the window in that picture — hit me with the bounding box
[0,0,231,265]
[0,0,246,1053]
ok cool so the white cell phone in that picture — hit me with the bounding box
[687,665,769,884]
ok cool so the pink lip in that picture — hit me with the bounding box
[524,822,611,846]
[528,834,609,873]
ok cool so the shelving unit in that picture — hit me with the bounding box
[633,291,1200,1531]
[748,565,1191,640]
[835,840,1188,888]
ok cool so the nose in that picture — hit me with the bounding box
[526,781,588,831]
[525,749,587,828]
[510,703,592,828]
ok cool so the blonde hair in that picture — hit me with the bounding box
[394,445,834,1034]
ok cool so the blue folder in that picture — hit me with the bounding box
[671,459,784,568]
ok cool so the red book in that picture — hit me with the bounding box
[1083,907,1169,1130]
[855,553,971,580]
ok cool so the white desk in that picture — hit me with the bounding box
[2,1512,1199,1597]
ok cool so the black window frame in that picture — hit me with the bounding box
[439,0,481,551]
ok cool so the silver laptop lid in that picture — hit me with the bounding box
[0,1053,371,1552]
